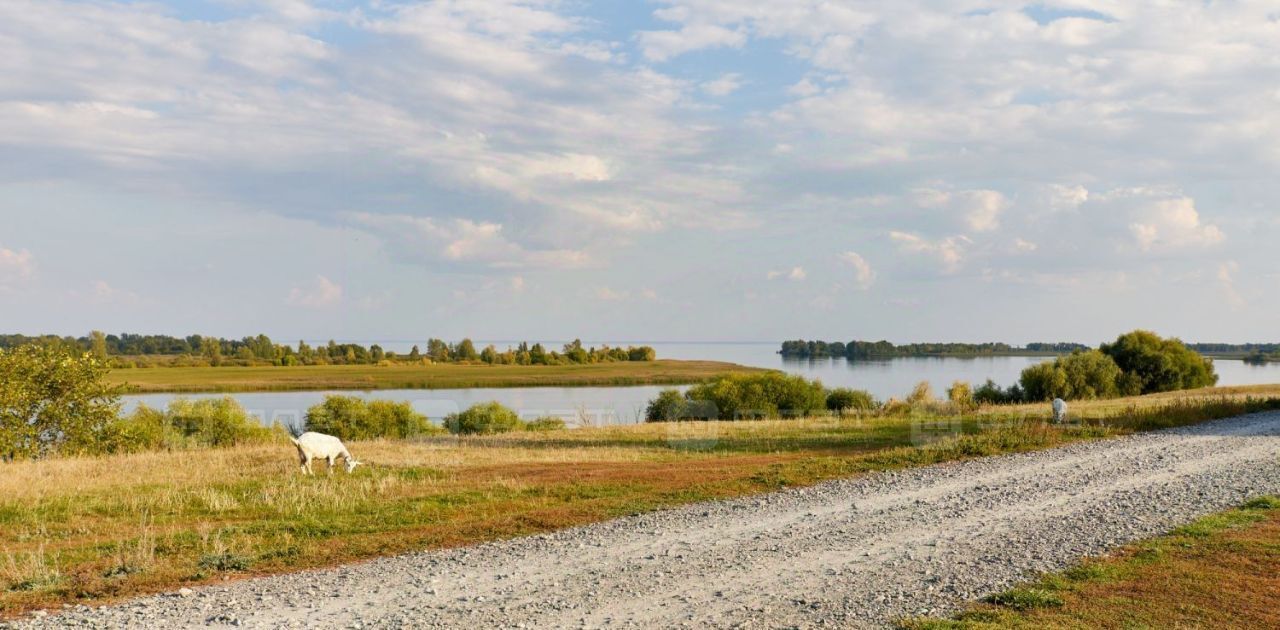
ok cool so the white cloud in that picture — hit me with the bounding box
[767,266,806,281]
[1008,238,1039,253]
[838,251,875,289]
[1012,238,1039,253]
[350,213,589,270]
[0,247,34,284]
[88,280,140,304]
[1128,197,1225,252]
[1048,184,1090,211]
[288,275,343,308]
[788,78,821,97]
[890,231,971,273]
[638,24,746,61]
[701,73,743,97]
[1217,261,1245,310]
[595,286,658,302]
[913,188,1009,233]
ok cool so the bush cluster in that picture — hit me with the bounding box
[99,397,281,453]
[304,396,441,440]
[647,372,862,421]
[826,388,878,415]
[1012,331,1219,402]
[441,402,567,435]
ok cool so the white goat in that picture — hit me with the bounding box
[1052,398,1068,424]
[291,432,362,475]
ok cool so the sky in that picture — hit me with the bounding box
[1,0,1278,344]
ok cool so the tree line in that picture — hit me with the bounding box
[779,339,1089,359]
[0,333,656,368]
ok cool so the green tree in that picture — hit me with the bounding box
[370,344,385,363]
[645,389,690,422]
[427,338,450,362]
[89,330,109,361]
[1020,350,1123,401]
[1057,350,1122,399]
[200,335,222,366]
[685,372,827,420]
[480,345,498,364]
[455,338,479,361]
[1101,330,1218,394]
[0,345,121,458]
[563,339,589,363]
[1019,361,1069,401]
[408,345,422,361]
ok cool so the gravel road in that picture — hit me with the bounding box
[10,412,1280,629]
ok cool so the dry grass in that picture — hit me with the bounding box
[104,360,764,393]
[1,386,1277,617]
[902,497,1280,629]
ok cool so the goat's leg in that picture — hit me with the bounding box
[327,456,335,474]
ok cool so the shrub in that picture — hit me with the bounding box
[683,372,827,420]
[444,402,525,435]
[1021,350,1124,401]
[906,381,935,406]
[646,389,690,422]
[0,345,120,458]
[165,397,275,447]
[1101,330,1218,394]
[305,396,439,440]
[97,404,182,453]
[826,388,877,415]
[628,346,657,361]
[973,379,1015,405]
[946,381,974,409]
[1057,350,1122,399]
[99,397,279,453]
[524,417,567,431]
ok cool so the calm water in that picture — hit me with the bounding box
[122,342,1280,427]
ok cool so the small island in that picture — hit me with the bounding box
[0,333,763,393]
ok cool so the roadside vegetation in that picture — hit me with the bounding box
[2,341,1278,617]
[900,497,1280,629]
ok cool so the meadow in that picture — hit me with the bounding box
[103,359,762,393]
[2,386,1278,616]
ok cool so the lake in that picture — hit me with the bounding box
[122,342,1280,427]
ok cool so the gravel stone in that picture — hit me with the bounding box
[5,412,1278,629]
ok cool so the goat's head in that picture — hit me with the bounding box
[346,458,363,473]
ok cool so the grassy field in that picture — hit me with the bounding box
[103,360,764,393]
[1,387,1278,617]
[902,496,1280,629]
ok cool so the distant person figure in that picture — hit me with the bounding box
[1052,398,1068,424]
